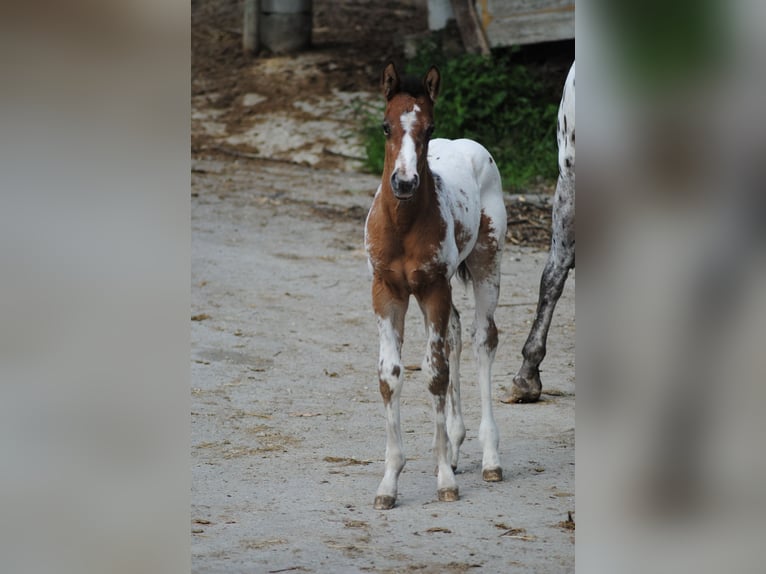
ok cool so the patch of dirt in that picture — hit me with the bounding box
[557,511,576,531]
[192,0,426,170]
[192,0,424,93]
[506,197,553,248]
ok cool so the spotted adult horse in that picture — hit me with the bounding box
[502,61,575,403]
[364,62,506,509]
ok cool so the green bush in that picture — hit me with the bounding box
[360,40,564,191]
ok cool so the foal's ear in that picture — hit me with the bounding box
[424,66,440,102]
[381,62,400,100]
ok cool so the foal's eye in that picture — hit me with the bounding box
[382,123,391,137]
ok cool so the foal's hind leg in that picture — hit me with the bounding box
[465,246,504,482]
[503,175,575,403]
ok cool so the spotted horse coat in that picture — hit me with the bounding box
[502,61,575,403]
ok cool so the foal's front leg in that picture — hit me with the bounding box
[418,280,459,502]
[372,280,408,510]
[445,304,465,470]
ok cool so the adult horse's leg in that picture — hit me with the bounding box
[372,279,409,510]
[504,174,575,403]
[445,304,465,470]
[418,279,460,502]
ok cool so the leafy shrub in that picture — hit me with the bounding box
[360,40,565,191]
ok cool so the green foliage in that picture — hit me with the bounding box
[359,40,564,191]
[356,98,387,177]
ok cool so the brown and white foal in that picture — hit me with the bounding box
[364,63,506,509]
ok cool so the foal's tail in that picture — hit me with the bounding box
[456,261,471,286]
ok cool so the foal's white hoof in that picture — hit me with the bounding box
[374,495,397,510]
[482,467,503,482]
[437,487,459,502]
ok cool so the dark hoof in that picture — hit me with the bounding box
[482,467,503,482]
[501,373,542,404]
[374,495,397,510]
[437,487,459,502]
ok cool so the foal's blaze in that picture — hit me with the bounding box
[381,64,439,201]
[365,62,507,509]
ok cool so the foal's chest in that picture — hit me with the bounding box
[379,256,445,295]
[369,229,447,289]
[367,195,475,288]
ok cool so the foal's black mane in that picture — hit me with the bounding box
[397,74,429,99]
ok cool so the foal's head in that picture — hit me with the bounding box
[380,62,440,200]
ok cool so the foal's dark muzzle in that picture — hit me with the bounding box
[391,172,419,200]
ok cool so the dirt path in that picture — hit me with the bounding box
[191,157,574,573]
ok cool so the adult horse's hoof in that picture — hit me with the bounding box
[374,495,397,510]
[482,467,503,482]
[501,373,542,404]
[437,487,459,502]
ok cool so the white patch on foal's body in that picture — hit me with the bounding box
[427,138,503,276]
[377,316,402,388]
[421,324,445,379]
[364,184,383,275]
